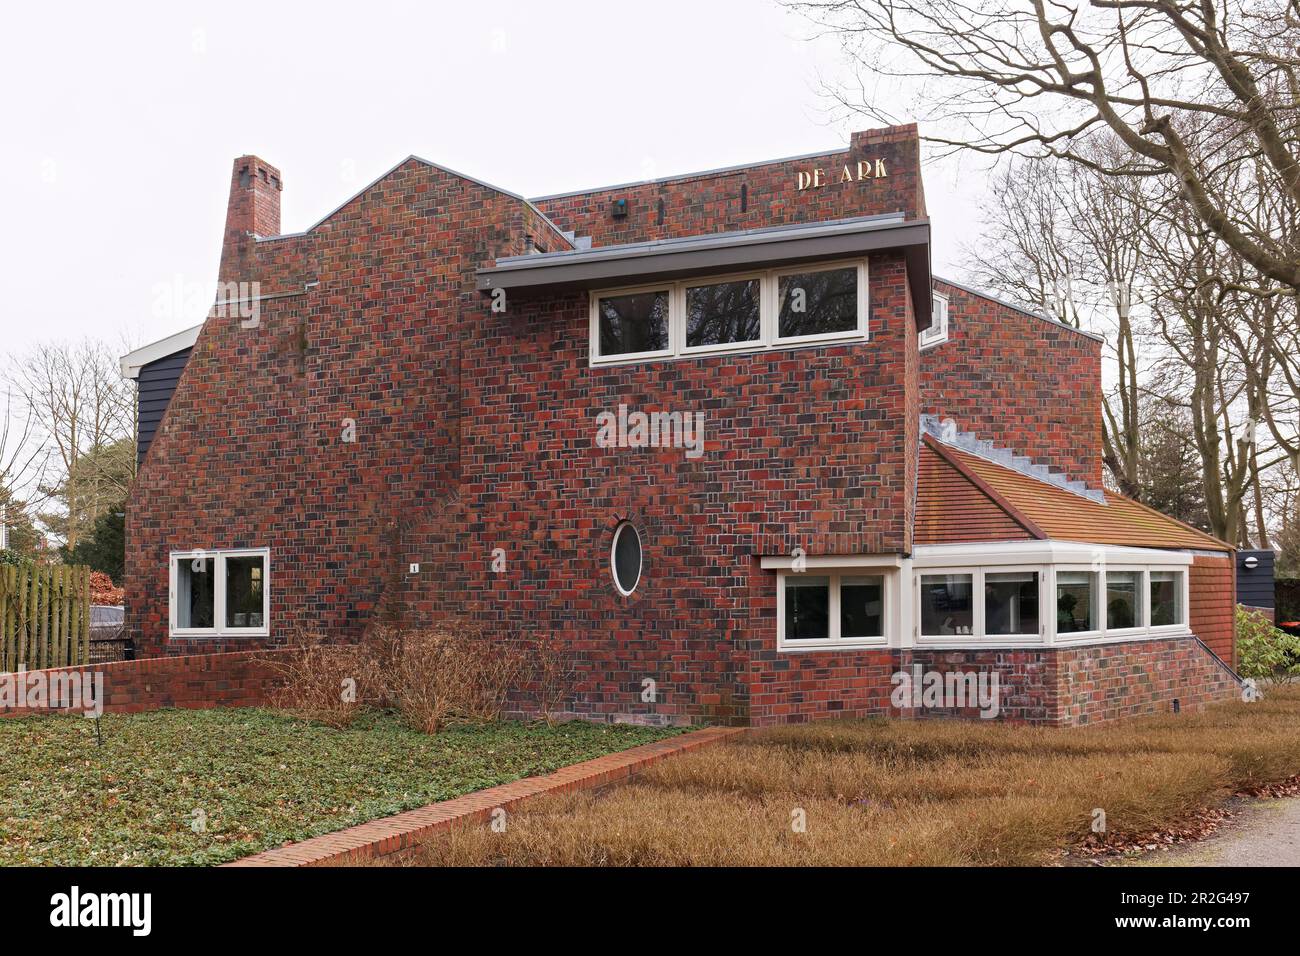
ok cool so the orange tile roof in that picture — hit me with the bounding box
[918,436,1231,552]
[915,441,1035,545]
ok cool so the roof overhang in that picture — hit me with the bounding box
[120,323,202,380]
[477,215,934,329]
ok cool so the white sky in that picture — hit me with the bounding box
[0,0,987,358]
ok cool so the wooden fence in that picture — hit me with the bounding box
[0,564,91,672]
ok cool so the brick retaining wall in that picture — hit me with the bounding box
[0,649,284,717]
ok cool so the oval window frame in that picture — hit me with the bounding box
[610,522,643,596]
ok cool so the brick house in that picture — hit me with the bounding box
[120,124,1240,727]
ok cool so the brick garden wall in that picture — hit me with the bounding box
[1055,636,1239,726]
[922,280,1103,488]
[745,636,1237,728]
[0,650,284,718]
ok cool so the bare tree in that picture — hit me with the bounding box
[792,0,1300,290]
[13,340,135,550]
[965,145,1153,497]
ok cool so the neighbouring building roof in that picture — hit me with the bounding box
[917,435,1231,553]
[120,324,203,379]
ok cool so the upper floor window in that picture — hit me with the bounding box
[920,290,948,348]
[590,259,868,365]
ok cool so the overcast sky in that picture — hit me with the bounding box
[1,0,987,360]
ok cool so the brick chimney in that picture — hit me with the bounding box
[225,156,282,238]
[219,155,281,283]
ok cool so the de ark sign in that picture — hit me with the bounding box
[796,158,888,191]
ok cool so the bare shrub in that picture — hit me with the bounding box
[268,623,572,735]
[525,632,575,726]
[266,631,389,729]
[384,624,527,734]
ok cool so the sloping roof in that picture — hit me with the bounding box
[918,435,1231,552]
[120,324,203,379]
[915,441,1036,545]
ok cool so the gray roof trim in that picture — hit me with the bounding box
[478,214,933,329]
[933,274,1105,343]
[491,212,907,270]
[529,145,848,202]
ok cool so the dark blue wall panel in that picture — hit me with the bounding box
[1236,549,1275,609]
[136,346,192,466]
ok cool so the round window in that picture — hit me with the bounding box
[611,522,643,596]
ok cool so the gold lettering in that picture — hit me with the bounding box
[857,160,872,181]
[796,170,812,190]
[875,158,887,178]
[812,168,825,188]
[840,164,853,184]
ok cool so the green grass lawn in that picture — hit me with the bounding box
[0,708,681,866]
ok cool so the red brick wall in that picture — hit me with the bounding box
[535,126,925,246]
[392,249,920,726]
[1191,554,1236,666]
[0,650,283,718]
[127,158,550,658]
[1055,636,1239,726]
[922,280,1102,488]
[745,637,1237,728]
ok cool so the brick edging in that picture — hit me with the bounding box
[223,725,745,867]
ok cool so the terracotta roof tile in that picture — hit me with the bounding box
[917,436,1231,552]
[915,443,1035,544]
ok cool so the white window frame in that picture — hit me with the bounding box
[678,269,767,356]
[776,569,892,651]
[920,289,949,349]
[1050,566,1103,643]
[169,548,271,638]
[1103,567,1146,635]
[588,282,675,364]
[610,523,642,596]
[1146,565,1189,634]
[770,260,870,347]
[590,258,869,366]
[917,568,984,642]
[981,565,1047,640]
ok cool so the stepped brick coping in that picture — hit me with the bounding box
[225,725,745,867]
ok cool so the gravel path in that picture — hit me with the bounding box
[1132,796,1300,867]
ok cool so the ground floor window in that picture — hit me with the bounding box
[779,571,888,649]
[1055,571,1097,634]
[170,549,269,637]
[1149,570,1184,626]
[919,573,973,636]
[985,571,1040,636]
[767,549,1191,651]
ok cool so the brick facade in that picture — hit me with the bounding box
[122,124,1239,729]
[923,279,1102,488]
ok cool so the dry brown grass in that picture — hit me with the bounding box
[375,685,1300,867]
